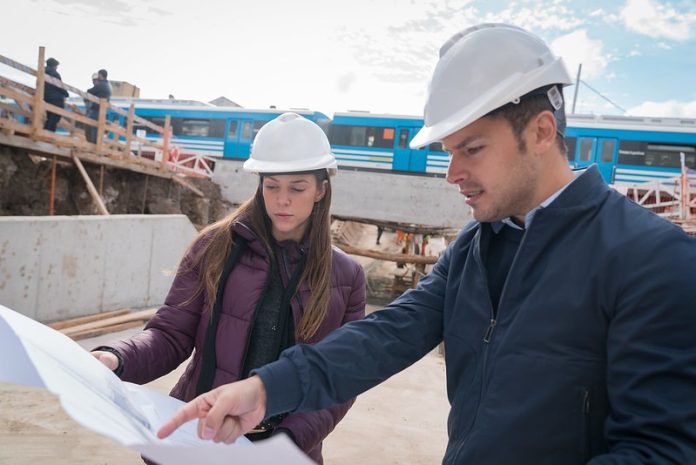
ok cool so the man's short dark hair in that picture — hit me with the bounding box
[486,87,567,156]
[46,57,59,67]
[98,69,108,79]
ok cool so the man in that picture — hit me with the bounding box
[85,69,111,143]
[158,24,696,464]
[43,57,69,132]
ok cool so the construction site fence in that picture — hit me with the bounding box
[0,47,211,179]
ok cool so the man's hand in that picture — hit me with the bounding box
[157,375,267,444]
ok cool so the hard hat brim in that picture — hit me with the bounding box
[243,153,338,175]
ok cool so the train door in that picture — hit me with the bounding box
[596,138,618,183]
[574,137,597,170]
[224,119,253,159]
[393,126,426,172]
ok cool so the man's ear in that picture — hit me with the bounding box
[530,110,557,153]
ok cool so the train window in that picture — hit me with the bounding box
[429,142,446,152]
[618,140,646,165]
[645,144,696,168]
[252,120,266,140]
[228,120,238,138]
[564,137,576,161]
[328,125,394,148]
[579,138,593,161]
[398,129,409,148]
[242,121,252,139]
[178,118,210,137]
[600,139,615,162]
[133,116,165,135]
[209,119,226,138]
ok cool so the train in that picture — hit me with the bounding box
[106,99,696,187]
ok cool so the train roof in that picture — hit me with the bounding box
[567,113,696,134]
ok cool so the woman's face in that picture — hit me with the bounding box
[262,174,326,242]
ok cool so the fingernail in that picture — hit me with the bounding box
[202,427,215,439]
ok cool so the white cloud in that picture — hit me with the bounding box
[620,0,696,41]
[627,49,641,57]
[656,42,672,49]
[479,3,584,31]
[627,99,696,117]
[551,30,610,79]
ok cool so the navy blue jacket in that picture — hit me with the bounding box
[44,66,69,102]
[257,165,696,465]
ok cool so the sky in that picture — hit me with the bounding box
[1,0,695,119]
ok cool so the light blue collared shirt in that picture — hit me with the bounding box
[493,170,584,232]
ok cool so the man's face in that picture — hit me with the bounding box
[442,115,542,224]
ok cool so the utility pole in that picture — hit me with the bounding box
[571,63,582,114]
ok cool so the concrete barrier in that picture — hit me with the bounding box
[213,160,473,228]
[0,215,197,323]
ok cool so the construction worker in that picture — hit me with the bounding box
[92,113,366,464]
[158,24,696,464]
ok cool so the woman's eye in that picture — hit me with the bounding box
[264,185,278,190]
[291,188,306,193]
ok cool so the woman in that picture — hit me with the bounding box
[92,112,366,464]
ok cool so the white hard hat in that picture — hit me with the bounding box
[243,112,337,175]
[410,23,573,148]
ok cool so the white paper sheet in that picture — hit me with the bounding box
[0,304,313,465]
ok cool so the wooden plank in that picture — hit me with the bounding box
[335,242,438,265]
[60,308,158,338]
[67,321,144,340]
[0,53,37,76]
[48,308,131,330]
[31,46,46,134]
[0,130,70,156]
[0,75,35,95]
[96,98,107,155]
[161,115,171,171]
[0,101,31,118]
[72,154,110,215]
[171,175,204,197]
[0,81,34,106]
[123,104,134,160]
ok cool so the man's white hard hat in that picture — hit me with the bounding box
[410,23,573,148]
[243,112,337,176]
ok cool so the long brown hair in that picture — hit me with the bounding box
[180,170,333,341]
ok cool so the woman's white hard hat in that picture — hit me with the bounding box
[410,23,573,149]
[243,112,338,176]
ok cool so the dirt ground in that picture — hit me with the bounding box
[0,226,450,464]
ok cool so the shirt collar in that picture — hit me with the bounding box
[491,169,584,233]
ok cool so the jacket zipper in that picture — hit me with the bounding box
[451,223,530,464]
[582,389,591,461]
[238,254,274,380]
[280,247,306,334]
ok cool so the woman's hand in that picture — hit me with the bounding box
[157,375,267,444]
[91,350,119,371]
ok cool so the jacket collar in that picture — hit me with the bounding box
[231,217,308,263]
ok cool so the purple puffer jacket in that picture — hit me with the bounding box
[106,220,366,463]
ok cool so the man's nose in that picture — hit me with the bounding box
[446,157,467,185]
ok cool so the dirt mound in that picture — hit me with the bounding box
[0,147,233,227]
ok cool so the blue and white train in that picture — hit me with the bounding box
[110,99,696,190]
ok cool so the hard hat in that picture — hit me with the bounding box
[410,23,573,148]
[243,112,337,175]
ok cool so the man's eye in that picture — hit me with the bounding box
[466,145,484,156]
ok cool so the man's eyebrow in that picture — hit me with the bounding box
[443,135,481,152]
